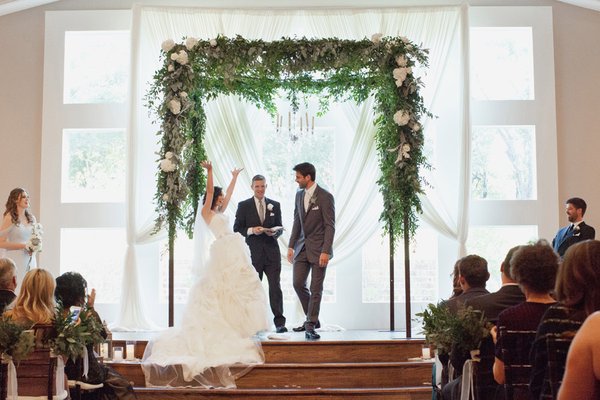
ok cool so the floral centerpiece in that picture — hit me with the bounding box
[25,222,43,268]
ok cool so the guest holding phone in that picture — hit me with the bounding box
[55,272,136,400]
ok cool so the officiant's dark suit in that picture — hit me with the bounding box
[288,162,335,339]
[552,197,595,257]
[234,176,286,331]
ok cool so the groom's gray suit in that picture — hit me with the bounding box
[289,184,335,330]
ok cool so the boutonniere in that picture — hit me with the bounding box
[308,195,318,207]
[573,225,581,237]
[267,203,274,211]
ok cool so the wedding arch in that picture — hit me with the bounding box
[148,34,431,331]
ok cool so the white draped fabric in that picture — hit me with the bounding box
[117,5,467,329]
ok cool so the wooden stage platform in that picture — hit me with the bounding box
[109,330,434,399]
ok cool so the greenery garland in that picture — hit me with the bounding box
[50,303,104,361]
[148,34,432,244]
[0,316,35,362]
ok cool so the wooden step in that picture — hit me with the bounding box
[112,338,427,363]
[133,386,433,400]
[110,360,434,388]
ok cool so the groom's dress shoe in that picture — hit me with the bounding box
[276,326,288,333]
[292,321,321,332]
[305,330,320,340]
[292,325,305,332]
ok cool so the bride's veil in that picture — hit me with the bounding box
[190,211,213,282]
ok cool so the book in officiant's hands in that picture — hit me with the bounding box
[262,226,284,234]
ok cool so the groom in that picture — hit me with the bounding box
[287,162,335,340]
[234,175,287,333]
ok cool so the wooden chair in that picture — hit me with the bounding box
[545,331,576,400]
[14,324,67,400]
[67,356,103,400]
[472,336,499,400]
[1,360,8,400]
[499,328,537,400]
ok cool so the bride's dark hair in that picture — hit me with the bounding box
[202,186,223,210]
[4,188,34,225]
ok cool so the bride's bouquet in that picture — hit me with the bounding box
[25,223,43,268]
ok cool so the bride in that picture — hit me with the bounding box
[142,161,270,388]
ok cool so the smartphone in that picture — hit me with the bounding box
[70,306,81,323]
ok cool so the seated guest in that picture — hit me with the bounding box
[449,259,463,299]
[55,272,136,400]
[462,246,526,400]
[3,268,68,399]
[444,254,490,314]
[3,268,55,325]
[530,240,600,399]
[0,257,17,312]
[442,255,490,400]
[465,245,525,324]
[558,311,600,400]
[492,241,558,385]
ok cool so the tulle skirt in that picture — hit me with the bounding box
[142,233,270,388]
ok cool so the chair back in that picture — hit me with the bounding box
[545,331,576,400]
[1,360,7,400]
[14,324,59,400]
[472,336,498,400]
[499,328,537,400]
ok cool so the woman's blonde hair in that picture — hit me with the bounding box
[4,268,55,325]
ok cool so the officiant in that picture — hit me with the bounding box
[234,174,287,333]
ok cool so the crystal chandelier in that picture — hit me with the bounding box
[275,111,315,142]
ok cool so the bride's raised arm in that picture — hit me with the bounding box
[220,167,243,213]
[200,161,214,223]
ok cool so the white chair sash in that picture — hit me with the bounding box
[82,346,89,378]
[3,355,18,400]
[459,350,480,400]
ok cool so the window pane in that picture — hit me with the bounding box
[362,227,438,303]
[158,235,194,304]
[61,129,126,203]
[471,125,537,200]
[466,225,538,290]
[470,27,534,100]
[64,31,130,104]
[60,228,126,304]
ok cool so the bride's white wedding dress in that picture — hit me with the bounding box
[142,213,270,388]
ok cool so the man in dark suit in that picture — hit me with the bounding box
[442,254,490,400]
[0,258,17,312]
[463,246,526,400]
[287,162,335,340]
[465,245,525,324]
[444,254,490,315]
[552,197,595,257]
[234,175,287,333]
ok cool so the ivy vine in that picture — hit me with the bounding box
[148,34,431,245]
